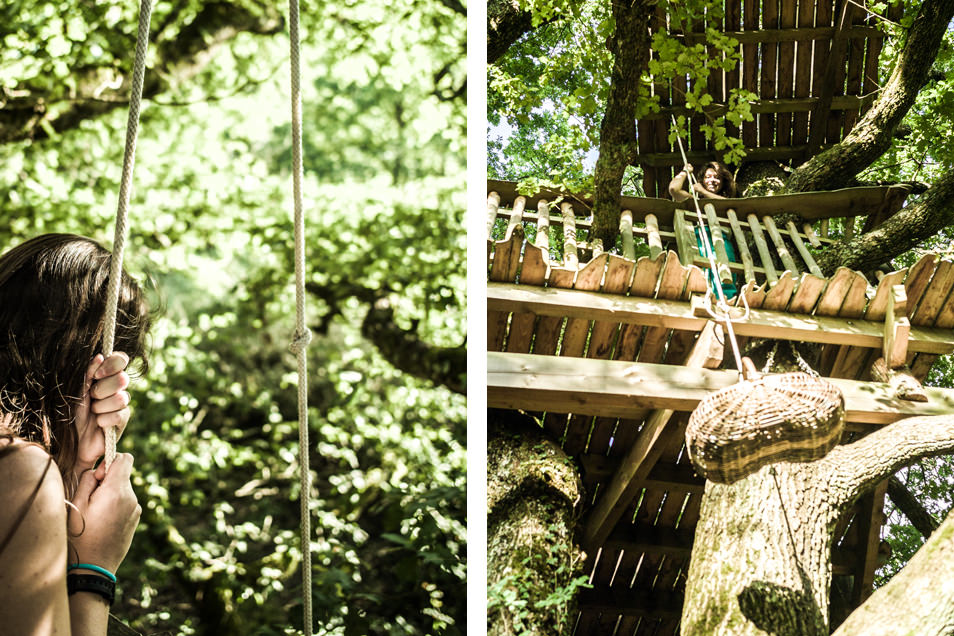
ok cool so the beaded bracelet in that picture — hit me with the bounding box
[67,563,117,583]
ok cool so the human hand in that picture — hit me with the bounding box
[74,352,131,477]
[68,453,142,574]
[684,163,694,174]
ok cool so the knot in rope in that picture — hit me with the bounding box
[289,327,313,355]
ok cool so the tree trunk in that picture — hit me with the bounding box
[832,506,954,635]
[682,463,836,636]
[590,1,651,249]
[487,410,585,636]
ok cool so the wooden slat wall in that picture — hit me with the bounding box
[635,0,892,174]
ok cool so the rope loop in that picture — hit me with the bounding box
[289,327,313,355]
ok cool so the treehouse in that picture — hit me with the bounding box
[486,0,954,632]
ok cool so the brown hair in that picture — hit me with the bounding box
[0,234,150,492]
[695,161,737,197]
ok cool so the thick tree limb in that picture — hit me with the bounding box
[887,475,939,538]
[820,415,954,511]
[487,0,550,65]
[589,0,651,249]
[831,505,954,636]
[306,281,465,395]
[786,0,954,193]
[0,1,283,144]
[814,170,954,274]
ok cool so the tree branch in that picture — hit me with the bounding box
[305,282,465,395]
[487,0,542,65]
[0,1,283,144]
[887,475,939,538]
[786,0,954,193]
[821,415,954,511]
[815,170,954,273]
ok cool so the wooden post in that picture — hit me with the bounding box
[645,213,663,260]
[803,222,822,247]
[762,215,800,274]
[620,209,635,260]
[487,191,500,238]
[561,202,578,269]
[726,209,755,285]
[703,203,733,283]
[535,200,550,251]
[506,196,526,240]
[747,213,779,284]
[787,220,824,277]
[820,218,829,238]
[674,209,699,267]
[845,215,855,240]
[884,284,910,368]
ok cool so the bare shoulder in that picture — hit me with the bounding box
[0,442,71,636]
[0,441,66,548]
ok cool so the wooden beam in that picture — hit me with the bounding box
[704,203,733,283]
[727,209,756,284]
[884,284,911,367]
[577,586,682,619]
[807,0,854,155]
[582,322,724,550]
[486,283,954,354]
[487,351,954,424]
[642,95,878,121]
[871,357,928,402]
[674,208,699,267]
[645,213,663,260]
[747,214,779,284]
[677,24,883,45]
[762,216,800,275]
[580,455,705,492]
[620,209,635,260]
[852,481,889,605]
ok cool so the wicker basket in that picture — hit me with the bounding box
[685,358,845,484]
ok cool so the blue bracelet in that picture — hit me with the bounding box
[67,563,117,583]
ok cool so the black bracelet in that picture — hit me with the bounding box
[67,573,116,606]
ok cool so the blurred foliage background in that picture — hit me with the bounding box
[0,0,466,634]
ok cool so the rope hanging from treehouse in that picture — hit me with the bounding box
[669,118,845,484]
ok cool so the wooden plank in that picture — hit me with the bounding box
[487,352,954,424]
[826,1,856,144]
[808,0,851,154]
[741,0,760,147]
[703,204,733,283]
[587,256,637,360]
[646,213,663,260]
[487,229,524,350]
[851,481,889,605]
[747,213,779,284]
[775,0,797,148]
[791,0,814,145]
[583,322,724,550]
[762,215,799,275]
[905,253,940,314]
[486,282,954,353]
[762,270,796,311]
[638,118,657,197]
[787,220,824,277]
[911,260,954,326]
[884,285,910,368]
[561,202,579,268]
[842,5,867,134]
[616,253,667,362]
[727,208,756,284]
[487,191,500,238]
[638,256,692,363]
[866,268,909,321]
[788,273,827,314]
[816,267,855,315]
[620,209,636,260]
[674,208,699,267]
[804,221,822,247]
[504,245,548,354]
[527,267,575,357]
[505,195,526,239]
[533,199,551,251]
[558,257,605,358]
[759,0,780,147]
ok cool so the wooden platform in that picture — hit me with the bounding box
[487,193,954,633]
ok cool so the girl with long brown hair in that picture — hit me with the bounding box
[0,233,151,635]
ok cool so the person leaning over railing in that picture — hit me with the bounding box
[668,161,738,202]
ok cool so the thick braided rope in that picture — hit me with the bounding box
[103,0,153,471]
[288,0,314,632]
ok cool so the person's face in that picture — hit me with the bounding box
[703,168,721,193]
